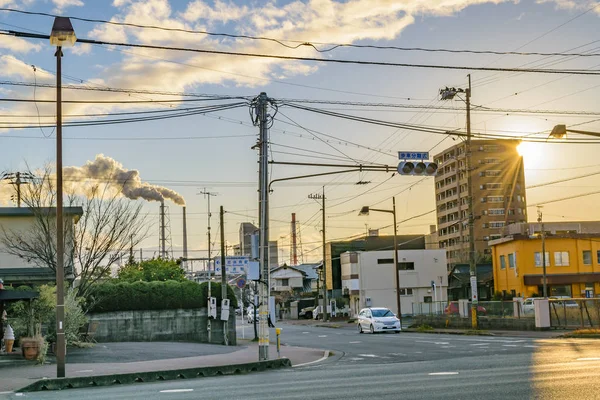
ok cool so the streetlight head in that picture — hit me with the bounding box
[440,87,458,100]
[358,206,370,216]
[550,124,567,139]
[50,17,77,47]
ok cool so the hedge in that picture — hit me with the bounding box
[87,280,238,313]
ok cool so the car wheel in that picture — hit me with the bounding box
[370,324,375,334]
[358,324,363,334]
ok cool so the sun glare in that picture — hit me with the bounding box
[517,141,543,168]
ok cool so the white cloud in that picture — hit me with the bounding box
[536,0,600,13]
[182,0,249,23]
[52,0,84,12]
[69,42,92,55]
[0,36,41,53]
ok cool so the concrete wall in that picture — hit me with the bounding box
[412,315,537,331]
[88,308,237,345]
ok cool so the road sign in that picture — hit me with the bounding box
[236,278,246,289]
[214,256,250,274]
[470,275,478,305]
[398,151,429,161]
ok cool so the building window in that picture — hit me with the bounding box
[508,253,516,269]
[596,250,600,264]
[554,251,570,266]
[398,262,415,271]
[488,208,505,215]
[534,252,550,267]
[490,221,505,228]
[483,158,501,164]
[485,170,501,177]
[488,196,504,203]
[486,183,502,189]
[399,288,414,296]
[583,250,592,265]
[281,278,289,286]
[377,258,394,264]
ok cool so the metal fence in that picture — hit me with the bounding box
[412,300,531,319]
[549,298,600,329]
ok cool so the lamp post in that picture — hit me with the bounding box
[50,16,76,379]
[359,197,402,327]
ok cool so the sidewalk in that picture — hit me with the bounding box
[0,341,326,394]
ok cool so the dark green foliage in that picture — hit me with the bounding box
[116,258,186,283]
[87,281,237,313]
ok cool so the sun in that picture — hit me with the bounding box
[516,141,544,168]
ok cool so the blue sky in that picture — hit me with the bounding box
[0,0,599,266]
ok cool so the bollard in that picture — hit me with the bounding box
[275,328,281,358]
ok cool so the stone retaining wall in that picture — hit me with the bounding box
[88,308,236,345]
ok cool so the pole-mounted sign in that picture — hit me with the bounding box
[398,151,429,161]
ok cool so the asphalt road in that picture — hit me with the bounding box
[6,322,600,399]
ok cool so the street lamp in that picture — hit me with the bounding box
[358,197,402,327]
[50,16,76,379]
[550,124,600,139]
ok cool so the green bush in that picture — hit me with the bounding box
[116,258,186,282]
[87,280,238,313]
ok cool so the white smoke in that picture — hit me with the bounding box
[64,154,185,205]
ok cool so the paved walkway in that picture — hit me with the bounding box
[0,341,326,394]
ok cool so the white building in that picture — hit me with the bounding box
[340,249,448,317]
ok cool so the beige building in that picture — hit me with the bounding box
[434,139,527,267]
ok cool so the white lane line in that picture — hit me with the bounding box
[470,343,489,346]
[160,389,194,393]
[414,351,423,354]
[318,335,327,338]
[349,357,364,361]
[390,353,406,356]
[293,350,330,368]
[503,344,518,347]
[349,341,362,344]
[358,354,379,358]
[523,345,538,348]
[302,331,310,334]
[429,372,459,376]
[76,369,94,373]
[576,357,600,361]
[0,392,13,395]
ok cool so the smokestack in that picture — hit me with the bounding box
[182,206,188,271]
[291,213,298,266]
[64,154,185,205]
[160,201,166,258]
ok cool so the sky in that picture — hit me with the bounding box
[0,0,599,268]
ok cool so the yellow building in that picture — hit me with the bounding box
[490,233,600,298]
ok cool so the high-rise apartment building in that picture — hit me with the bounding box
[433,139,527,266]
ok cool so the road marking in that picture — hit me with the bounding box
[503,345,518,347]
[76,369,94,373]
[302,332,310,334]
[416,340,449,345]
[358,354,379,358]
[160,389,194,393]
[414,351,423,354]
[0,392,13,395]
[349,357,364,361]
[293,350,330,368]
[349,341,362,344]
[390,353,406,356]
[318,335,327,338]
[470,343,489,346]
[441,346,456,348]
[576,357,600,361]
[523,345,538,348]
[429,372,459,376]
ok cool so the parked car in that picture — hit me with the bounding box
[522,297,543,315]
[246,307,255,323]
[299,306,315,319]
[357,307,401,334]
[444,303,487,316]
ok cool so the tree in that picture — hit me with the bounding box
[116,258,186,282]
[1,166,150,299]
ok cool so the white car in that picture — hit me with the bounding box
[246,307,255,323]
[357,307,401,334]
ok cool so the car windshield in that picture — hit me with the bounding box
[371,309,393,317]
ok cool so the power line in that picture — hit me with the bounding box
[4,7,600,58]
[4,30,600,76]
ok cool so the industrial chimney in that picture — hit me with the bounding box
[182,206,189,271]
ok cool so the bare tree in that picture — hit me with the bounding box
[1,165,150,298]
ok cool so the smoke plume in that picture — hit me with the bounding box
[64,154,185,205]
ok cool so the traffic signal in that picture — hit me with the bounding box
[397,161,438,176]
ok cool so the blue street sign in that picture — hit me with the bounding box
[398,151,429,161]
[237,278,246,289]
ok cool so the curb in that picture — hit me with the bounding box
[404,329,495,336]
[17,358,291,393]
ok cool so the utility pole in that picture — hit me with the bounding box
[254,92,271,361]
[309,187,328,321]
[220,205,228,345]
[538,207,547,298]
[465,75,478,329]
[200,188,217,343]
[1,172,34,207]
[440,76,477,329]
